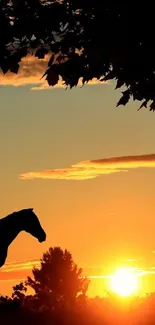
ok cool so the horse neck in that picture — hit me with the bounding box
[1,212,24,246]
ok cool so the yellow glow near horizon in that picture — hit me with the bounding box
[109,267,138,297]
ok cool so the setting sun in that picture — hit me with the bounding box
[109,268,138,297]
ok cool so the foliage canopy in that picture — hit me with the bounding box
[26,247,89,309]
[1,1,155,110]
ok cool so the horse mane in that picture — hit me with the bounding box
[0,212,15,226]
[0,209,34,226]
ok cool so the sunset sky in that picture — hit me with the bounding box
[1,56,155,297]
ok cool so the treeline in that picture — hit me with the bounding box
[0,247,155,325]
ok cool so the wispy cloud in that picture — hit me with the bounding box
[88,268,155,279]
[20,153,155,181]
[0,55,106,89]
[2,259,40,272]
[0,259,39,281]
[125,258,145,263]
[88,275,111,279]
[1,258,155,286]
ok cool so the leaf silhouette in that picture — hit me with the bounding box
[10,63,19,74]
[115,78,125,89]
[150,101,155,111]
[45,66,59,86]
[101,70,116,82]
[0,61,9,74]
[138,100,148,110]
[48,54,55,67]
[116,90,130,107]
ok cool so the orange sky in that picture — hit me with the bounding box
[1,58,155,297]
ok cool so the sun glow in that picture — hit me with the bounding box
[109,267,138,297]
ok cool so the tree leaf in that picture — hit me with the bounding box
[150,101,155,111]
[115,78,124,89]
[48,54,55,67]
[116,90,130,107]
[10,63,19,74]
[138,100,148,110]
[101,70,116,82]
[0,61,9,74]
[46,66,59,86]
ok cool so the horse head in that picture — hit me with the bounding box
[19,208,46,243]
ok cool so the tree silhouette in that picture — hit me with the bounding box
[1,1,155,110]
[26,247,90,309]
[12,282,27,302]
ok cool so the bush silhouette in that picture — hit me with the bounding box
[26,247,90,310]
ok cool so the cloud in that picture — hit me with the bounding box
[125,258,145,263]
[1,258,155,288]
[0,56,48,87]
[2,259,40,272]
[0,259,40,281]
[19,153,155,181]
[0,55,106,89]
[88,268,155,279]
[88,275,111,279]
[0,260,109,282]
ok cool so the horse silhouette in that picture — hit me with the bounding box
[0,208,46,267]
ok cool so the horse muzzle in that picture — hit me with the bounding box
[38,231,46,243]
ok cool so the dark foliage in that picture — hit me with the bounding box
[0,246,91,324]
[1,1,155,110]
[26,247,89,309]
[1,246,155,325]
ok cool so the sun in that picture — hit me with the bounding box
[109,267,138,297]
